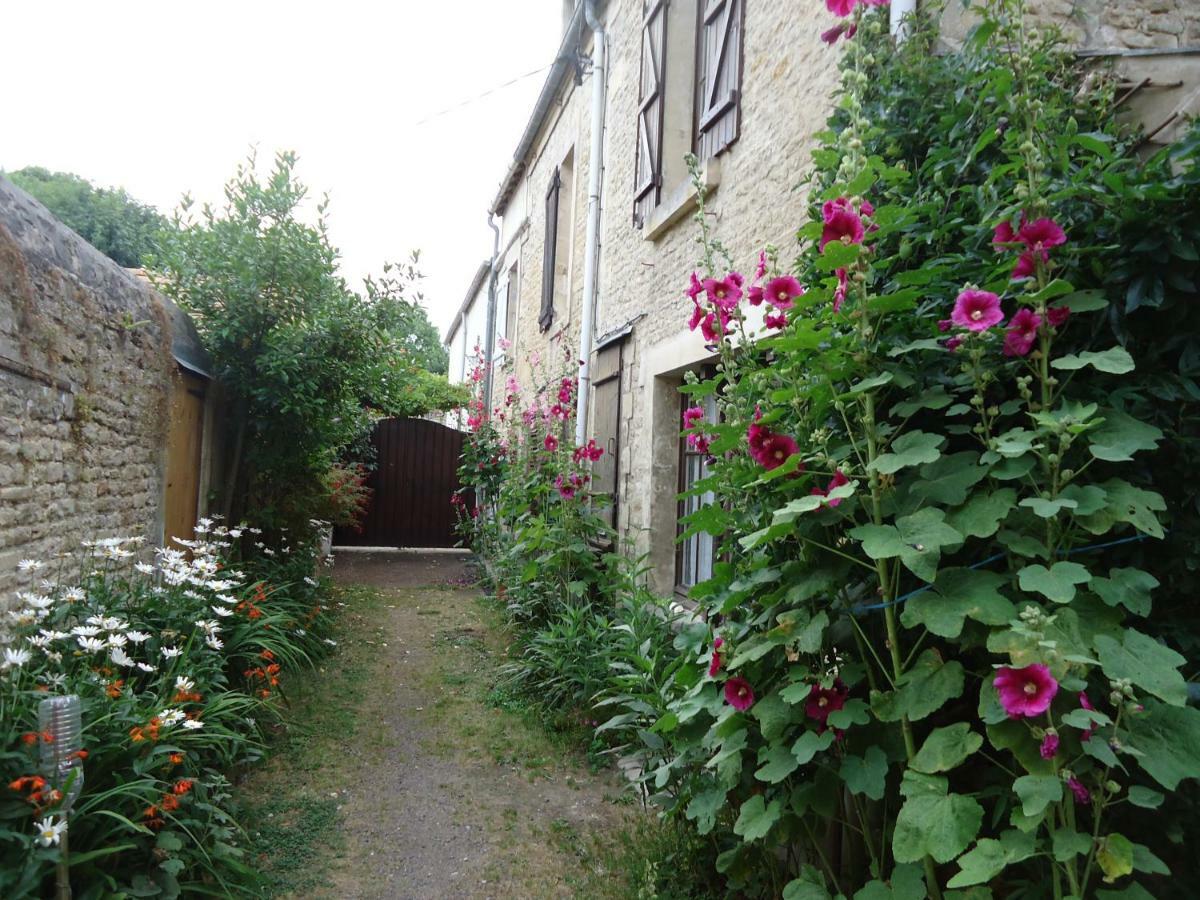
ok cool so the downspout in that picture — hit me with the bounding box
[574,0,607,447]
[890,0,916,41]
[483,213,501,414]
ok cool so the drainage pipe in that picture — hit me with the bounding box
[574,0,607,447]
[483,212,501,414]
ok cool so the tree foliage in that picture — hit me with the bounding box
[5,166,167,267]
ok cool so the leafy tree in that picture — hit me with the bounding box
[151,150,466,529]
[364,254,449,375]
[4,166,167,267]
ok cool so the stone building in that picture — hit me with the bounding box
[451,0,1200,598]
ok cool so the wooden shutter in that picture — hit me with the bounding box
[504,263,518,343]
[540,168,561,332]
[590,341,623,530]
[633,0,668,228]
[696,0,742,160]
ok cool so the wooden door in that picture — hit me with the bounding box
[163,369,207,546]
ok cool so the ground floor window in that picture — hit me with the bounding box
[676,388,718,594]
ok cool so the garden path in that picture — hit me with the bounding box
[248,549,630,899]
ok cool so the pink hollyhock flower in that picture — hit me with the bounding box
[994,664,1059,718]
[945,336,964,351]
[826,0,856,16]
[811,470,850,507]
[700,310,729,344]
[951,289,1004,331]
[1040,732,1060,759]
[748,285,764,306]
[992,220,1017,246]
[937,319,952,333]
[554,474,576,499]
[755,251,768,280]
[688,298,705,331]
[1067,777,1091,805]
[765,312,788,330]
[585,439,604,462]
[683,406,705,431]
[806,680,848,732]
[834,268,849,312]
[1003,308,1042,357]
[549,403,568,420]
[544,434,558,452]
[747,422,770,460]
[1011,249,1046,280]
[1078,692,1097,741]
[690,434,712,454]
[704,275,743,310]
[820,207,865,251]
[758,432,800,471]
[821,21,857,43]
[708,637,724,677]
[1019,218,1067,252]
[764,276,804,310]
[724,676,755,711]
[1047,306,1070,328]
[686,271,704,301]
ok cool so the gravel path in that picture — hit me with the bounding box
[306,549,628,899]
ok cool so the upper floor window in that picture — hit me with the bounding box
[540,150,575,331]
[696,0,743,160]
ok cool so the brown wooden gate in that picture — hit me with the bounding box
[334,417,469,548]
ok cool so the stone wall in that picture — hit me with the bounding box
[0,178,176,601]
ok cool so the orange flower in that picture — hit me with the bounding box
[68,749,88,762]
[9,775,46,794]
[106,680,125,699]
[169,752,185,766]
[160,794,181,812]
[130,726,146,743]
[143,804,159,819]
[20,732,38,746]
[258,689,271,700]
[172,779,194,796]
[260,649,275,661]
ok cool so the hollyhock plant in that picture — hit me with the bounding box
[1003,308,1042,357]
[700,309,730,344]
[826,0,856,15]
[724,676,755,711]
[994,663,1059,718]
[810,470,850,506]
[709,637,725,677]
[757,432,800,471]
[554,474,576,499]
[544,434,558,452]
[704,275,743,311]
[1047,305,1070,328]
[763,275,804,310]
[820,203,865,251]
[806,680,848,731]
[1067,777,1091,805]
[821,21,857,44]
[686,271,703,301]
[951,289,1004,331]
[683,406,705,432]
[764,312,788,330]
[833,267,849,312]
[1040,732,1060,759]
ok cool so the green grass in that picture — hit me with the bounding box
[243,796,343,896]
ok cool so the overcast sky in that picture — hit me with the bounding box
[1,1,563,337]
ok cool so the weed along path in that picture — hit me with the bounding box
[243,550,632,899]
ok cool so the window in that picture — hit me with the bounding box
[539,168,561,331]
[676,386,718,593]
[539,151,575,332]
[634,0,668,227]
[590,339,624,530]
[503,261,518,347]
[696,0,743,160]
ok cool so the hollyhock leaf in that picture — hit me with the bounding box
[793,729,836,765]
[872,650,965,722]
[849,523,906,560]
[1019,496,1079,518]
[733,794,782,842]
[896,509,963,582]
[1059,483,1108,516]
[892,792,983,863]
[900,769,948,798]
[946,489,1017,539]
[912,452,990,506]
[685,787,727,834]
[888,337,947,356]
[756,743,801,784]
[1096,833,1135,883]
[1088,411,1163,462]
[1083,734,1123,769]
[1131,842,1170,875]
[892,385,954,416]
[1053,828,1093,862]
[772,494,832,523]
[911,723,984,774]
[1060,708,1111,731]
[780,681,813,705]
[1095,629,1188,705]
[818,241,860,271]
[1091,567,1158,616]
[1095,885,1157,900]
[977,672,1009,726]
[1013,774,1063,817]
[848,372,895,394]
[902,568,1013,639]
[869,431,943,474]
[1127,786,1164,809]
[997,529,1048,558]
[1054,289,1108,312]
[1127,701,1200,789]
[840,746,888,800]
[987,720,1054,775]
[990,454,1038,481]
[753,692,798,741]
[1018,562,1091,604]
[827,698,871,730]
[1052,347,1136,375]
[782,879,831,900]
[948,830,1037,888]
[1087,479,1166,538]
[868,289,922,314]
[991,427,1041,457]
[1029,278,1076,304]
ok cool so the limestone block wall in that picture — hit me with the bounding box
[0,178,175,601]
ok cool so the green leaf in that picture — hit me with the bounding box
[793,729,836,765]
[840,746,888,800]
[852,865,926,900]
[1085,479,1166,539]
[872,650,965,722]
[1017,561,1091,604]
[892,792,984,863]
[849,372,895,394]
[784,876,832,900]
[1013,774,1063,818]
[946,489,1016,538]
[947,830,1037,888]
[1132,842,1170,875]
[902,568,1013,639]
[827,697,871,730]
[1091,568,1158,617]
[1095,630,1188,705]
[733,794,782,842]
[1096,833,1135,884]
[1030,278,1076,303]
[911,452,990,506]
[1126,786,1164,809]
[1052,829,1093,862]
[895,508,964,582]
[1054,289,1108,312]
[756,743,802,783]
[1052,347,1135,375]
[1019,496,1078,518]
[869,431,943,475]
[685,787,727,835]
[1088,411,1162,462]
[911,723,984,774]
[780,681,813,704]
[753,691,797,740]
[849,523,906,560]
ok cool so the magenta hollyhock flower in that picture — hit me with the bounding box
[1047,306,1070,328]
[700,310,728,344]
[833,267,849,312]
[544,434,558,452]
[820,207,865,251]
[1040,733,1060,759]
[764,276,804,310]
[683,406,705,431]
[937,319,952,333]
[821,21,857,43]
[686,271,704,301]
[951,289,1004,331]
[1078,692,1097,741]
[708,637,725,677]
[1019,218,1067,251]
[1003,308,1042,357]
[811,470,851,507]
[994,664,1059,718]
[806,680,848,732]
[826,0,856,15]
[765,312,788,330]
[688,298,705,331]
[1011,249,1046,280]
[724,676,755,711]
[755,250,768,280]
[944,335,964,352]
[690,434,712,454]
[748,285,764,306]
[1067,777,1091,805]
[758,432,800,471]
[554,474,576,499]
[992,220,1017,246]
[747,422,770,461]
[704,275,743,310]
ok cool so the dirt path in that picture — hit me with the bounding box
[245,550,632,900]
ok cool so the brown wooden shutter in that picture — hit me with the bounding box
[633,0,668,228]
[504,263,518,342]
[696,0,742,160]
[590,341,623,530]
[540,168,561,331]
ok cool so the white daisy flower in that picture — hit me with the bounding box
[39,629,69,642]
[72,625,101,637]
[101,617,127,632]
[134,563,155,576]
[23,594,54,612]
[35,817,66,847]
[39,673,67,688]
[110,647,135,667]
[211,606,233,618]
[107,634,129,649]
[205,636,224,651]
[77,636,106,653]
[181,719,204,730]
[323,639,337,646]
[125,631,150,644]
[62,587,85,603]
[194,620,220,635]
[175,676,195,693]
[2,647,32,669]
[159,708,186,726]
[26,635,50,650]
[45,651,63,664]
[304,577,318,587]
[136,662,156,673]
[161,647,183,660]
[17,559,44,572]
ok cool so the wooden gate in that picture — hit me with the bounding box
[334,417,469,549]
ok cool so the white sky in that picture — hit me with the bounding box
[1,0,564,337]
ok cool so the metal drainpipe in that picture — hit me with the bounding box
[574,0,606,448]
[483,213,501,415]
[891,0,916,41]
